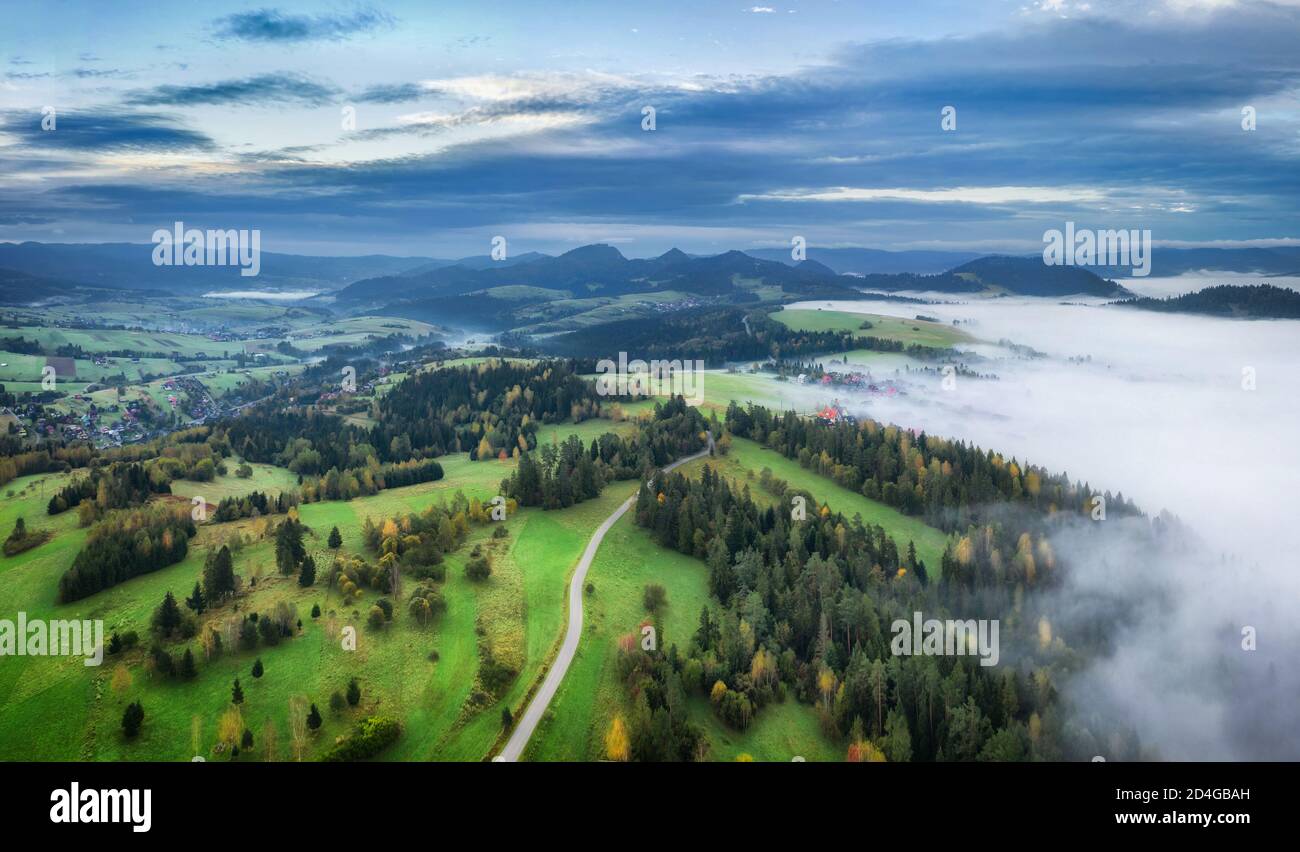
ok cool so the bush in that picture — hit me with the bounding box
[643,583,667,613]
[321,716,401,761]
[121,701,145,738]
[465,555,491,582]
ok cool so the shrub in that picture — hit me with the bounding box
[321,716,401,761]
[465,555,491,582]
[121,701,145,738]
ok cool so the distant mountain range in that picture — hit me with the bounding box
[744,246,983,275]
[1091,246,1300,279]
[0,242,435,294]
[2,240,1293,308]
[328,244,866,329]
[846,255,1131,298]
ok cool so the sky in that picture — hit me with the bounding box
[1,0,1298,256]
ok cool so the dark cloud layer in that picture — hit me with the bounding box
[7,3,1299,253]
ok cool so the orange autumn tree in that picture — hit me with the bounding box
[847,739,886,763]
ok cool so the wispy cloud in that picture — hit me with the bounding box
[123,72,340,107]
[740,186,1110,205]
[213,6,394,42]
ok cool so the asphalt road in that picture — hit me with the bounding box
[497,433,713,761]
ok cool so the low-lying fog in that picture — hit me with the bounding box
[782,287,1300,759]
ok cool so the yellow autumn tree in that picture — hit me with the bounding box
[817,668,836,712]
[605,717,630,762]
[710,680,728,704]
[217,706,243,751]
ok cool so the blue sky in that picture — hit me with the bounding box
[1,0,1298,256]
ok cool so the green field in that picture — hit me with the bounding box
[773,308,971,348]
[1,326,238,358]
[0,417,661,762]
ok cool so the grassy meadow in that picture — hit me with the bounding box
[772,308,971,348]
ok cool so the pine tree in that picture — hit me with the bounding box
[231,678,244,705]
[121,701,145,738]
[298,554,316,587]
[328,526,342,549]
[203,545,236,603]
[180,648,197,679]
[185,580,206,614]
[252,658,264,679]
[151,591,183,638]
[275,518,305,575]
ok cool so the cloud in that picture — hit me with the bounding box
[7,0,1300,255]
[123,73,340,107]
[355,82,428,104]
[741,186,1110,205]
[0,109,214,152]
[212,6,394,42]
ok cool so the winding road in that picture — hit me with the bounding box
[497,433,713,761]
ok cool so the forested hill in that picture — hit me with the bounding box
[332,244,865,308]
[1113,284,1300,318]
[539,306,886,366]
[852,256,1128,297]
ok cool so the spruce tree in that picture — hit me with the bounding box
[298,554,316,587]
[121,701,145,738]
[328,526,342,549]
[252,658,264,678]
[185,580,206,614]
[306,704,322,730]
[346,677,361,706]
[152,591,183,638]
[232,678,244,705]
[180,648,197,679]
